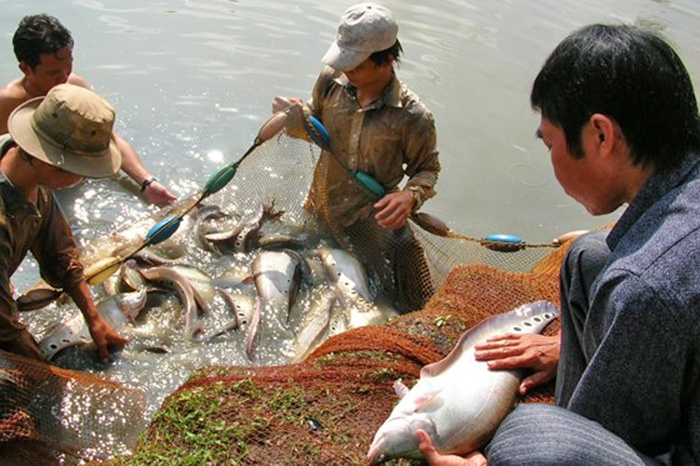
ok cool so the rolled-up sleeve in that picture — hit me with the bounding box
[403,110,440,210]
[32,193,84,290]
[0,212,24,340]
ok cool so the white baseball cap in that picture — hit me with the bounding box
[322,3,398,72]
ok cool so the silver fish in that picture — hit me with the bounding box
[199,286,254,343]
[39,290,148,360]
[217,280,257,330]
[245,297,262,361]
[247,250,304,361]
[317,246,374,314]
[205,203,282,255]
[139,266,207,339]
[217,288,242,333]
[291,291,336,363]
[169,265,216,315]
[252,249,303,333]
[256,232,307,251]
[367,300,559,464]
[192,204,230,253]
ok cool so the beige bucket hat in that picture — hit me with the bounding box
[8,83,122,178]
[322,3,398,72]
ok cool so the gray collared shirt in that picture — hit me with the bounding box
[570,154,700,462]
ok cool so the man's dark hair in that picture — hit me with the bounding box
[531,24,700,171]
[13,14,74,69]
[370,40,403,67]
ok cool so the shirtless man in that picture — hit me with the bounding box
[0,13,176,206]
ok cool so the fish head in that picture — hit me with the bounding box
[367,415,436,465]
[116,289,149,322]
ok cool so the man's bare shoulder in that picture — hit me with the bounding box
[0,77,29,102]
[0,79,29,133]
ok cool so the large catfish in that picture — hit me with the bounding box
[39,290,148,360]
[367,300,559,464]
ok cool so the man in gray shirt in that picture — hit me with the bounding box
[417,24,700,466]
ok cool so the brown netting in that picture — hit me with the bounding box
[0,350,146,464]
[8,133,572,464]
[121,245,565,465]
[110,132,566,464]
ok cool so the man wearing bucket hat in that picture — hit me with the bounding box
[273,3,441,313]
[0,13,176,206]
[0,83,128,364]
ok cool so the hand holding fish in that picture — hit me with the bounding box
[367,302,559,464]
[415,430,487,466]
[474,332,560,395]
[86,316,130,364]
[373,190,414,230]
[67,281,129,364]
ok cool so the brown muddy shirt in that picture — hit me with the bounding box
[0,136,84,341]
[306,66,440,228]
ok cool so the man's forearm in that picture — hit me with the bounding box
[113,133,151,184]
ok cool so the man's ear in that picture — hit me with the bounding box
[18,62,31,77]
[589,113,618,154]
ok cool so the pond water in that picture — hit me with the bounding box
[1,0,699,452]
[2,0,699,287]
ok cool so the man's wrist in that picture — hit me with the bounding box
[140,176,157,192]
[406,186,422,211]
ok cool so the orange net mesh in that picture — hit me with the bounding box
[8,134,570,464]
[0,350,146,464]
[124,242,568,465]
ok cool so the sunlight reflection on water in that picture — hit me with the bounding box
[1,0,699,451]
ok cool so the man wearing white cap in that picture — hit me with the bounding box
[273,3,441,313]
[0,83,129,364]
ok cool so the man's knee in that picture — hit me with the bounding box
[561,229,612,296]
[565,229,610,272]
[486,404,563,466]
[486,403,650,466]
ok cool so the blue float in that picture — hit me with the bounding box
[304,114,331,151]
[484,234,522,244]
[146,215,182,246]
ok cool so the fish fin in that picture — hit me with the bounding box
[246,297,262,362]
[218,288,241,331]
[412,389,443,412]
[393,379,410,399]
[190,285,212,316]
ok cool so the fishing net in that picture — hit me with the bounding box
[124,244,566,465]
[5,133,571,464]
[108,133,567,465]
[0,350,146,465]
